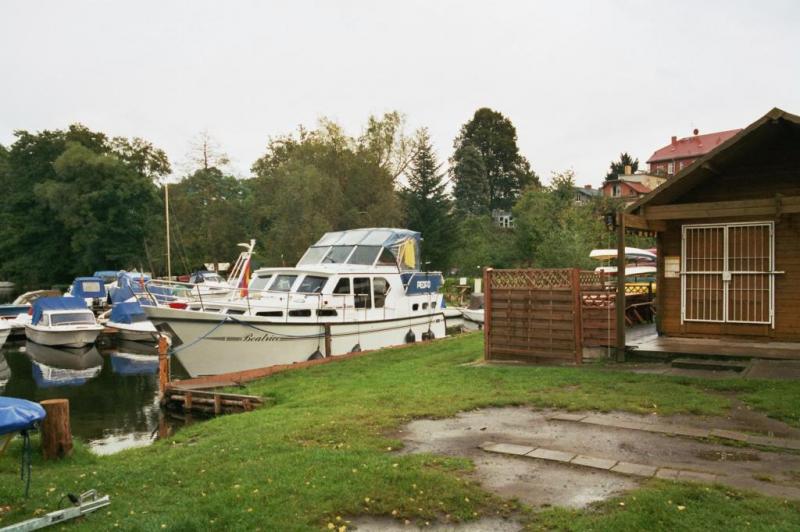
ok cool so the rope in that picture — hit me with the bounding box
[21,429,31,497]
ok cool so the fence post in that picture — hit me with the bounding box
[571,269,583,364]
[616,212,627,362]
[158,334,170,403]
[483,267,492,361]
[40,399,72,460]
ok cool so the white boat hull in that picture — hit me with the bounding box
[459,308,484,331]
[145,306,447,377]
[0,323,10,349]
[24,325,103,348]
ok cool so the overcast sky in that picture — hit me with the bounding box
[1,0,798,186]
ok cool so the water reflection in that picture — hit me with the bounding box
[2,338,169,454]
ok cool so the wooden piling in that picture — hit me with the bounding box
[40,399,73,460]
[323,324,332,357]
[158,334,169,402]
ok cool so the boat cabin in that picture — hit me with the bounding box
[31,297,97,328]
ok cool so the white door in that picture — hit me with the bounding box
[681,222,775,327]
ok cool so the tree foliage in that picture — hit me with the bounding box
[402,129,453,271]
[451,108,539,214]
[0,125,168,287]
[605,152,639,181]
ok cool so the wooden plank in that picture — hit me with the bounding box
[571,268,582,364]
[623,213,666,232]
[642,195,800,221]
[484,268,492,361]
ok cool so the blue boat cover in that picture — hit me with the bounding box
[0,397,46,435]
[71,277,107,299]
[110,354,158,375]
[31,296,90,325]
[110,301,146,324]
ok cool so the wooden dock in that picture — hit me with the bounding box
[161,386,267,415]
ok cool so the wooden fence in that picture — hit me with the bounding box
[483,268,617,363]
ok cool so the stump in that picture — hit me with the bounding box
[40,399,73,460]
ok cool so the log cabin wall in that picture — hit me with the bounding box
[656,136,800,341]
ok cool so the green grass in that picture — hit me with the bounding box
[1,333,799,530]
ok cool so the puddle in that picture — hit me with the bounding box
[397,407,800,505]
[352,516,520,532]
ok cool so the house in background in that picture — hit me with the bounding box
[647,128,742,177]
[601,166,666,204]
[491,209,514,228]
[573,184,600,204]
[627,107,800,349]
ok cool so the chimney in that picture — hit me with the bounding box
[624,165,632,176]
[671,136,678,146]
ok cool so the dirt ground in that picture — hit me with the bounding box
[395,407,800,509]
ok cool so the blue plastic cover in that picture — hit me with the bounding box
[0,397,46,435]
[110,301,146,324]
[31,297,91,325]
[110,354,158,375]
[71,277,107,299]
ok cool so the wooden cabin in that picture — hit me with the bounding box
[626,108,800,346]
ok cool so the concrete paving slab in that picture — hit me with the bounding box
[710,429,751,443]
[747,435,800,450]
[678,470,718,484]
[527,448,576,463]
[481,442,535,456]
[580,415,620,427]
[571,455,617,470]
[548,413,587,422]
[670,426,711,438]
[655,468,681,480]
[611,462,657,477]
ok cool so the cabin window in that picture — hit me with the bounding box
[333,278,350,294]
[317,309,338,317]
[377,247,396,266]
[226,309,246,315]
[297,275,328,294]
[249,275,273,291]
[297,246,330,265]
[422,302,429,310]
[353,277,372,309]
[288,309,312,317]
[347,245,381,265]
[322,246,355,264]
[270,274,297,292]
[373,277,389,308]
[49,312,95,326]
[80,281,102,293]
[412,303,419,311]
[255,311,282,317]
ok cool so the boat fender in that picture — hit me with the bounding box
[422,330,435,341]
[405,329,416,343]
[351,343,361,353]
[308,349,324,361]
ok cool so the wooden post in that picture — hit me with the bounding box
[323,324,332,357]
[158,334,169,402]
[40,399,72,460]
[616,213,627,362]
[483,268,492,361]
[571,268,583,365]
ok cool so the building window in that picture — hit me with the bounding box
[612,184,620,197]
[667,162,675,175]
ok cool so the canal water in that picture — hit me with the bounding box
[1,335,187,455]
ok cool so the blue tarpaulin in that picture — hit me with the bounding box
[110,301,146,324]
[110,354,158,375]
[71,277,107,299]
[0,397,46,435]
[31,296,90,325]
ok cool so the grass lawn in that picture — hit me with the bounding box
[1,332,799,530]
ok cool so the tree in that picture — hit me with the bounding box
[451,108,539,213]
[452,145,490,216]
[185,130,231,173]
[0,125,166,287]
[605,152,639,181]
[403,129,453,271]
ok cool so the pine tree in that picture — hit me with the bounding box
[605,152,639,180]
[404,129,454,271]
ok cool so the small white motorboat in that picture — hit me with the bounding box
[24,297,104,348]
[460,308,484,330]
[589,247,657,263]
[106,301,157,342]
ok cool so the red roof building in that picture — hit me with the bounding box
[647,128,742,176]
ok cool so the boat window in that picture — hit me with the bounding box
[347,245,381,265]
[288,309,312,317]
[249,274,273,291]
[256,310,282,317]
[353,277,372,309]
[297,246,329,266]
[270,274,297,292]
[49,312,96,326]
[333,278,350,294]
[297,275,328,294]
[80,281,103,293]
[412,303,419,311]
[317,309,337,317]
[422,302,429,310]
[322,246,354,264]
[373,277,389,308]
[376,247,397,266]
[203,273,225,283]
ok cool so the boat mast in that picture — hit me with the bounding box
[165,181,172,281]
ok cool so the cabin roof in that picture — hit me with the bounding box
[629,107,800,214]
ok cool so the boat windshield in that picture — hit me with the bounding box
[297,275,328,293]
[321,246,354,264]
[269,274,297,292]
[346,245,381,265]
[49,312,96,326]
[297,246,329,266]
[202,273,225,283]
[249,274,273,291]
